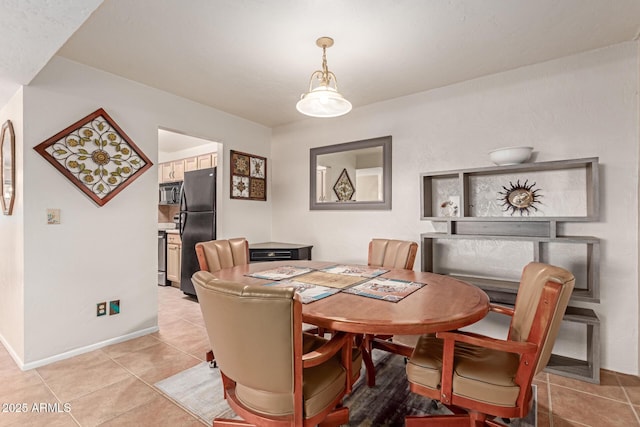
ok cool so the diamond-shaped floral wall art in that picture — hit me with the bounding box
[230,150,267,201]
[333,168,355,201]
[34,108,152,207]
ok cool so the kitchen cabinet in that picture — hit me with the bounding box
[166,232,182,285]
[161,160,185,183]
[159,153,217,183]
[197,153,217,169]
[184,156,198,172]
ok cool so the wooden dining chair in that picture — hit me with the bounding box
[405,262,575,426]
[195,237,249,272]
[364,238,419,384]
[194,237,249,367]
[368,238,418,270]
[192,270,360,427]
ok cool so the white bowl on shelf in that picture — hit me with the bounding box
[489,146,533,166]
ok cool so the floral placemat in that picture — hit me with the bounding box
[247,265,314,281]
[321,264,388,278]
[263,280,339,304]
[293,271,366,289]
[342,277,424,302]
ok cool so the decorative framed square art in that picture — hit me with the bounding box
[34,108,152,207]
[230,150,267,201]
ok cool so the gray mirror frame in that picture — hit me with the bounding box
[310,136,392,210]
[1,120,15,216]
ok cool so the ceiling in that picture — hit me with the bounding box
[0,0,102,106]
[2,1,640,128]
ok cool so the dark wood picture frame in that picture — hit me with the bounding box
[230,149,267,201]
[33,108,152,207]
[1,120,15,215]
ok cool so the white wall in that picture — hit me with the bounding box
[271,42,639,374]
[0,88,24,362]
[6,56,272,367]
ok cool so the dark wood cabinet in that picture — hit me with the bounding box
[249,242,313,262]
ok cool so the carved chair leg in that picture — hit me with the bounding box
[318,406,349,427]
[206,350,217,368]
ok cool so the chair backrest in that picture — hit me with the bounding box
[195,238,249,272]
[509,262,575,374]
[368,238,418,270]
[192,270,298,395]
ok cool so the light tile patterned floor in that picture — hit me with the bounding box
[0,285,638,426]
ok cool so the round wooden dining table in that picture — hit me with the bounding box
[213,260,490,385]
[213,260,490,335]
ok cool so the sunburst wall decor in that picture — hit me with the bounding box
[498,179,542,216]
[34,108,152,207]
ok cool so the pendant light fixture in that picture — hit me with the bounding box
[296,37,352,118]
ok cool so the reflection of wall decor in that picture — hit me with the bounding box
[34,109,152,207]
[498,179,542,216]
[230,150,267,201]
[440,197,459,217]
[1,120,15,215]
[333,168,355,201]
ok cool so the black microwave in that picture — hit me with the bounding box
[159,182,181,205]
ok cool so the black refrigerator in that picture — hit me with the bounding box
[179,167,216,296]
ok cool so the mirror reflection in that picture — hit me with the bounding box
[1,120,15,215]
[316,147,383,203]
[310,136,391,210]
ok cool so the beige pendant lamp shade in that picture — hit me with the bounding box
[296,37,352,118]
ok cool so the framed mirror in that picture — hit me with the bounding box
[310,136,391,210]
[1,120,15,215]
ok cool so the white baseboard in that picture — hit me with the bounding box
[0,326,159,371]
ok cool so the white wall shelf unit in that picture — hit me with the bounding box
[420,157,599,221]
[419,157,601,383]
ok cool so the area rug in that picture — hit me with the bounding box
[155,351,536,426]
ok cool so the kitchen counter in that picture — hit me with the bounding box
[165,229,179,234]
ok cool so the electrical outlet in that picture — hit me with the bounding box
[109,300,120,315]
[97,302,107,316]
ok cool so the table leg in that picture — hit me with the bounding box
[361,336,376,387]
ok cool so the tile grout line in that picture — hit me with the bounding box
[548,380,637,406]
[546,379,553,427]
[614,372,640,425]
[32,368,82,426]
[102,349,205,426]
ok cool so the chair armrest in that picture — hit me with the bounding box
[436,330,537,405]
[302,331,350,368]
[436,330,537,356]
[490,303,515,317]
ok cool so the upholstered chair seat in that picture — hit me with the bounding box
[407,334,521,406]
[192,270,361,426]
[405,262,575,427]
